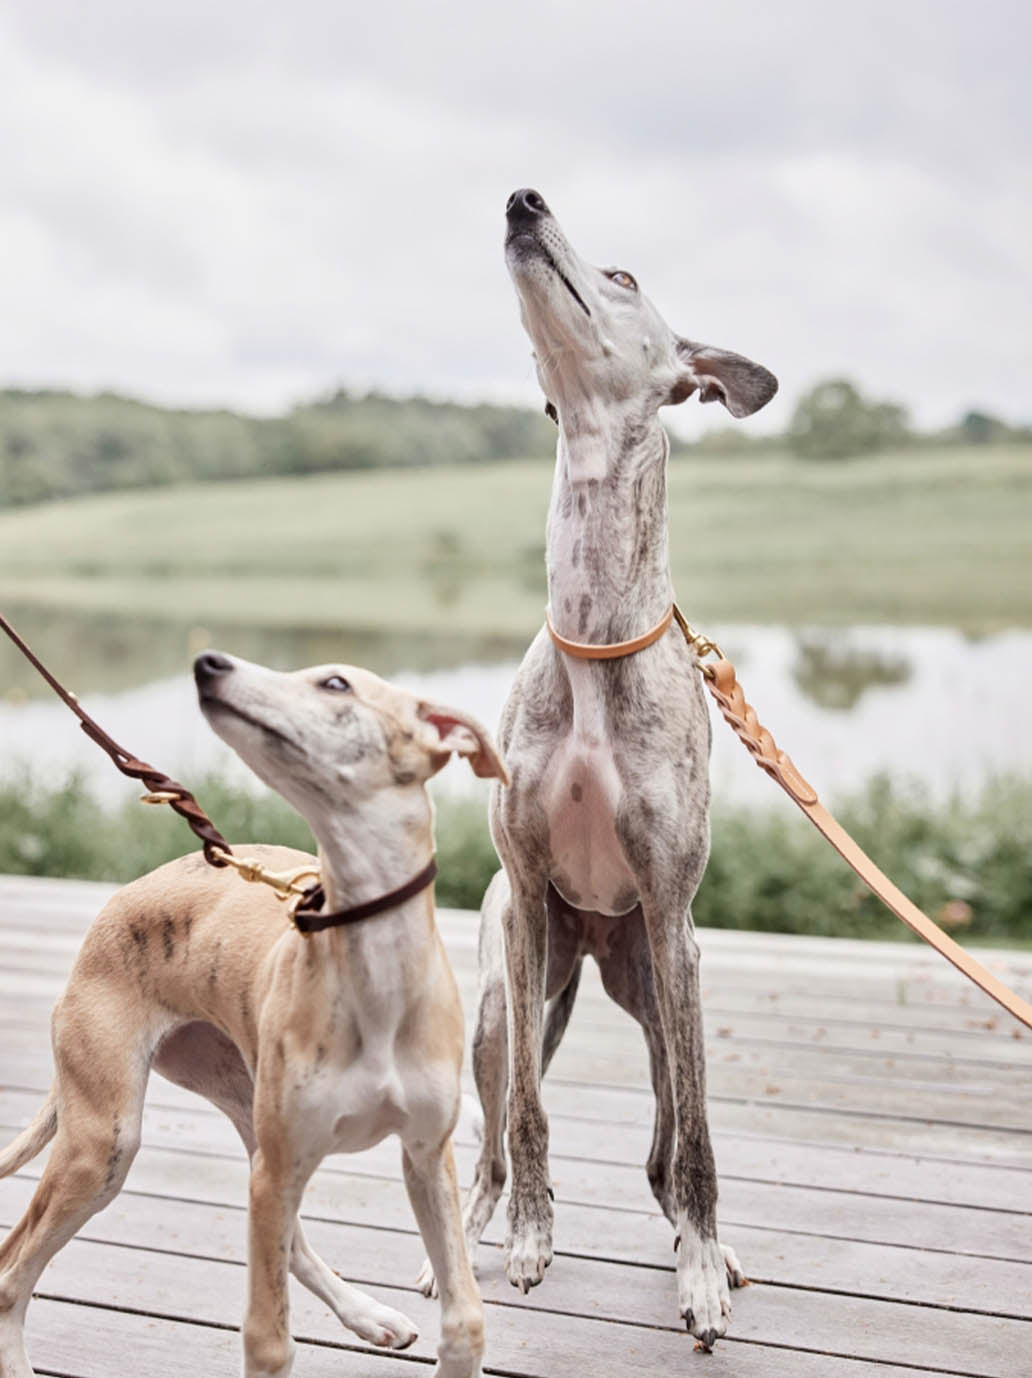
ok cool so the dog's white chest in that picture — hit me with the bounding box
[326,1065,407,1153]
[540,729,638,917]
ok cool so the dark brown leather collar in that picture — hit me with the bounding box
[291,857,438,934]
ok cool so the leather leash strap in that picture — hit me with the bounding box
[547,601,1032,1030]
[0,610,233,866]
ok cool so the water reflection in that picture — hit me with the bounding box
[792,635,911,711]
[2,612,1031,808]
[0,604,525,701]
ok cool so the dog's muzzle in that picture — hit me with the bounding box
[505,187,551,240]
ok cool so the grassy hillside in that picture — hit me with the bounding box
[0,446,1029,641]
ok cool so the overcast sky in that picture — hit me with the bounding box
[1,0,1028,435]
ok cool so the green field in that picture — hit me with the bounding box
[0,445,1029,638]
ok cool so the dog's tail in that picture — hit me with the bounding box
[0,1088,58,1177]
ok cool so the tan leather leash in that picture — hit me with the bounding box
[0,610,437,933]
[545,601,1032,1031]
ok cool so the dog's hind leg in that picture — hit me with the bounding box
[499,862,555,1293]
[0,992,150,1378]
[419,874,582,1300]
[595,915,677,1223]
[640,893,731,1349]
[541,958,583,1076]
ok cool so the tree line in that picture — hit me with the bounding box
[0,388,555,507]
[0,379,1027,508]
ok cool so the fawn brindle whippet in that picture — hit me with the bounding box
[422,189,778,1348]
[0,653,508,1378]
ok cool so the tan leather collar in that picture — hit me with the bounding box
[545,603,674,660]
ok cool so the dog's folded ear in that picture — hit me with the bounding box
[416,703,510,784]
[670,339,778,419]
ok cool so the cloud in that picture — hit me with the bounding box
[0,0,1028,430]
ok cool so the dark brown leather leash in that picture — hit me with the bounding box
[546,601,1032,1031]
[0,611,437,934]
[1,610,233,866]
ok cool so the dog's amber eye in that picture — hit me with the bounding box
[320,675,352,693]
[608,270,638,291]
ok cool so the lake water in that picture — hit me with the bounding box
[2,610,1030,809]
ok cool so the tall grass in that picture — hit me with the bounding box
[2,770,1029,942]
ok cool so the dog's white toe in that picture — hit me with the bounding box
[676,1223,731,1349]
[416,1256,439,1298]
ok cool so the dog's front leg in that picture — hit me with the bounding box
[498,868,553,1292]
[243,1145,312,1378]
[402,1142,484,1378]
[641,898,730,1349]
[289,1219,419,1350]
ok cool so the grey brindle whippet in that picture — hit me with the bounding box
[421,189,777,1347]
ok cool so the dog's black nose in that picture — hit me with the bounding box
[506,188,550,223]
[193,651,234,685]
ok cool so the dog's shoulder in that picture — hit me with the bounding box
[95,843,317,928]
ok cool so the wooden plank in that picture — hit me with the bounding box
[5,1165,1031,1320]
[26,1224,1032,1377]
[6,981,1029,1069]
[5,876,1032,1377]
[8,1083,1032,1260]
[42,1078,1032,1215]
[26,1298,428,1378]
[5,1044,1031,1167]
[4,974,1030,1142]
[12,1135,1032,1278]
[3,1073,1028,1216]
[5,900,1031,1056]
[25,1295,985,1378]
[8,1103,1032,1280]
[6,875,1032,1004]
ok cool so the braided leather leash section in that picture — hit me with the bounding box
[688,627,1032,1032]
[1,611,233,866]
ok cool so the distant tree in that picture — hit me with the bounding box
[957,410,1008,445]
[789,378,911,459]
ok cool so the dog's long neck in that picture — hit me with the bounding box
[546,411,672,644]
[309,792,436,958]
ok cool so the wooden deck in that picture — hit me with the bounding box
[1,873,1030,1377]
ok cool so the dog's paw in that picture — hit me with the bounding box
[353,1302,419,1350]
[504,1217,553,1294]
[676,1224,731,1350]
[722,1240,748,1289]
[416,1256,439,1298]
